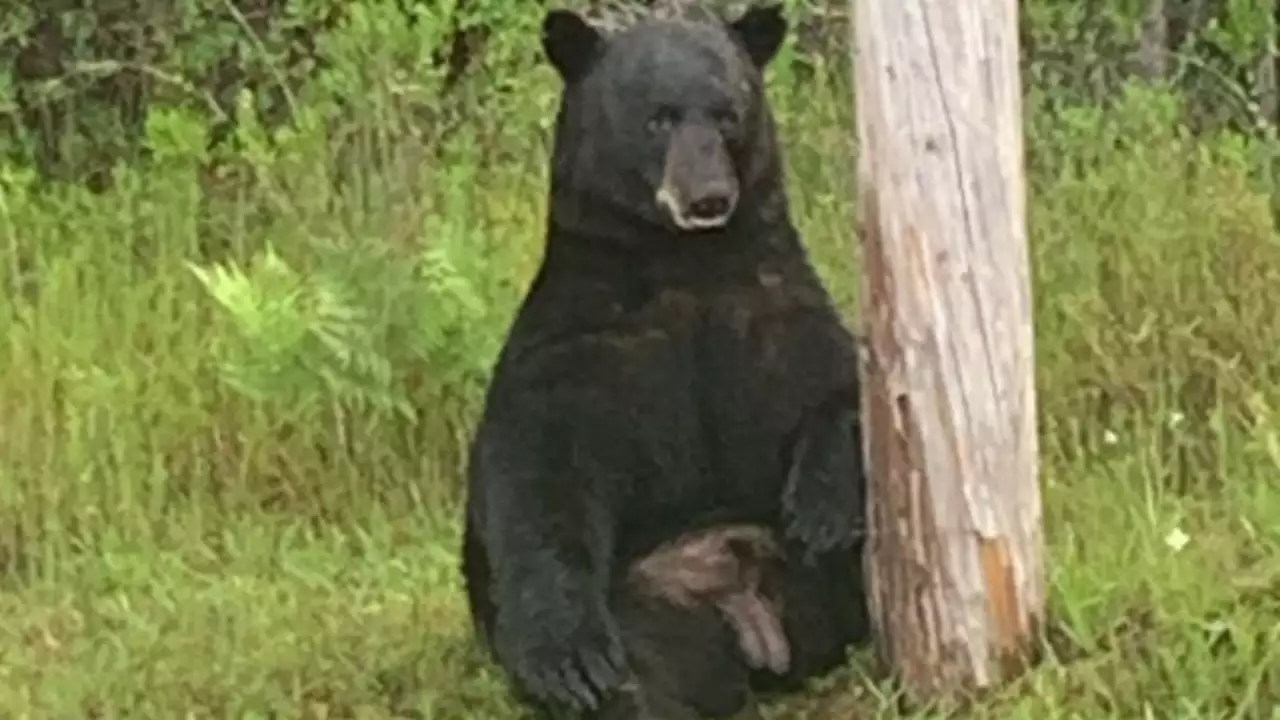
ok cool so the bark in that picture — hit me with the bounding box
[851,0,1046,702]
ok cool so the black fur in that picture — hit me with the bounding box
[461,5,869,718]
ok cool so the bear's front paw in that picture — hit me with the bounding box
[782,411,866,559]
[494,590,628,712]
[783,481,863,558]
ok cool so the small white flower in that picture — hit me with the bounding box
[1169,411,1185,429]
[1164,527,1190,552]
[1103,430,1119,446]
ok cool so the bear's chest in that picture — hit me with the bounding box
[625,275,849,419]
[604,278,855,543]
[602,282,816,423]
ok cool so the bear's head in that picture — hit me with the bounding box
[541,4,789,243]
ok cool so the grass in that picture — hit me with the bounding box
[1,14,1280,718]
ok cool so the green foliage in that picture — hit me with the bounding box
[0,1,1278,718]
[1033,85,1280,428]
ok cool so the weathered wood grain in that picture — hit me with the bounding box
[851,0,1046,701]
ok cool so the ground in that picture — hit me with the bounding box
[4,460,1277,717]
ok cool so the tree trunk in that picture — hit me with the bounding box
[1255,1,1278,128]
[1139,0,1169,81]
[851,0,1046,702]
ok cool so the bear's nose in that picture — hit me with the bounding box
[688,194,734,222]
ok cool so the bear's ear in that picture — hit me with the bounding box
[542,10,603,82]
[729,3,787,69]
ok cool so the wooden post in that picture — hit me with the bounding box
[851,0,1046,702]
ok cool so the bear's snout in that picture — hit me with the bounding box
[655,122,740,231]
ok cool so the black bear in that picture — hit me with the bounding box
[460,3,869,718]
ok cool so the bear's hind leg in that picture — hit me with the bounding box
[746,540,870,697]
[595,586,753,720]
[585,523,798,720]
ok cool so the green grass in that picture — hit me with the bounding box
[2,26,1280,719]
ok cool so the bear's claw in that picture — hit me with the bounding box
[496,592,628,712]
[782,406,867,560]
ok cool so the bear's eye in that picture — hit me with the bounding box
[646,106,681,134]
[711,108,740,132]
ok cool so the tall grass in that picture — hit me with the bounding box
[0,3,1277,717]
